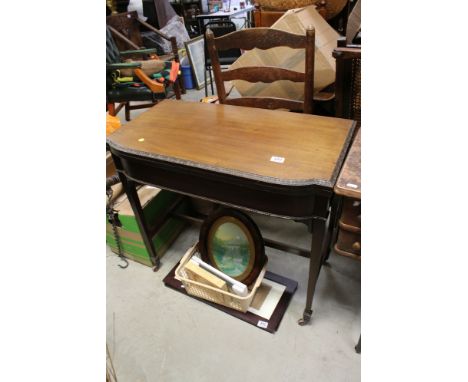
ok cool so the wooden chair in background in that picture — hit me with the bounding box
[203,21,241,97]
[252,6,284,27]
[106,11,184,94]
[106,27,180,121]
[106,11,177,59]
[333,37,361,127]
[206,27,315,113]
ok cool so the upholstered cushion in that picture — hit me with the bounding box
[107,86,167,102]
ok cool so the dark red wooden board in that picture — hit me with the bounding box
[163,262,298,333]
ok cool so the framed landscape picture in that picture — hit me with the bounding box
[184,35,206,90]
[199,208,267,285]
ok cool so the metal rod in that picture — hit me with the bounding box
[171,212,311,258]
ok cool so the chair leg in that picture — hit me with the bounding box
[107,103,116,116]
[204,67,208,97]
[209,68,214,95]
[125,102,131,121]
[178,71,186,94]
[174,79,182,100]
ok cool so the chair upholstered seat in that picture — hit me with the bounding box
[108,86,154,103]
[107,83,174,102]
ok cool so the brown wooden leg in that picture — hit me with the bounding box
[209,68,214,96]
[125,102,131,121]
[298,216,327,326]
[107,103,116,116]
[179,74,186,94]
[324,195,343,264]
[174,79,182,100]
[119,175,160,271]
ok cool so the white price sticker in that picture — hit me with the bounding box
[257,320,268,328]
[270,156,285,164]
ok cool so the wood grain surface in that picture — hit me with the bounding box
[107,100,355,185]
[223,97,303,111]
[334,129,361,198]
[206,27,315,114]
[212,28,307,51]
[221,66,305,83]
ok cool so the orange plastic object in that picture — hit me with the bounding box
[133,68,165,93]
[169,61,180,82]
[106,113,121,136]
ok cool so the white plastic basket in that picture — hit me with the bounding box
[175,243,266,312]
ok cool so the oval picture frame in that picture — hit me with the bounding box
[199,208,266,286]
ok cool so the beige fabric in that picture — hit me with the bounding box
[231,6,338,100]
[346,0,361,44]
[120,59,166,77]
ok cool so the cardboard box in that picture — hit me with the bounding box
[106,186,187,267]
[106,151,117,178]
[230,5,338,99]
[346,0,360,44]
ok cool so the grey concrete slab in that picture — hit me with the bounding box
[107,218,361,382]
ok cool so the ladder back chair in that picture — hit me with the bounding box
[206,27,315,114]
[106,11,178,60]
[203,21,241,97]
[333,38,361,127]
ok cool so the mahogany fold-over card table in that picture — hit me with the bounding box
[107,100,356,325]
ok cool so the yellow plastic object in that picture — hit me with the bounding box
[200,96,218,104]
[106,114,121,136]
[116,76,134,83]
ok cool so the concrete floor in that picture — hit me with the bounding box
[107,89,361,381]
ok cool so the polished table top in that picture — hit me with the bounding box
[107,100,356,189]
[334,129,361,199]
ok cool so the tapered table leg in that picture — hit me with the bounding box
[119,175,160,271]
[298,217,327,325]
[323,195,343,264]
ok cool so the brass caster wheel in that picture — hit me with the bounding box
[355,336,361,354]
[298,310,312,326]
[152,261,161,272]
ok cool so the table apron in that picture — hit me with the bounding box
[112,151,332,220]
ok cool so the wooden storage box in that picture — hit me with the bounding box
[334,197,361,260]
[253,9,285,27]
[335,229,360,258]
[339,198,361,230]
